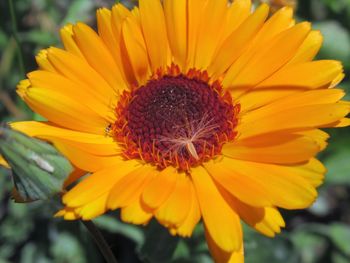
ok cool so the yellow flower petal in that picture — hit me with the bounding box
[139,0,171,70]
[73,22,127,93]
[108,165,156,209]
[11,121,120,156]
[122,15,151,84]
[172,181,201,237]
[0,155,9,169]
[63,160,141,207]
[223,158,317,209]
[209,4,269,77]
[142,166,178,209]
[204,158,273,207]
[191,166,242,252]
[155,172,192,228]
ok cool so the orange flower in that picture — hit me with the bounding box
[6,0,349,262]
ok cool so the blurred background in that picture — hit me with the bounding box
[0,0,350,262]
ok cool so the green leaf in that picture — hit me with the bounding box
[94,215,144,245]
[139,220,180,263]
[0,127,73,202]
[313,21,350,68]
[291,230,327,263]
[328,223,350,256]
[324,146,350,185]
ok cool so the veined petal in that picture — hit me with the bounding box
[191,166,242,252]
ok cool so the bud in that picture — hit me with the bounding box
[0,126,72,202]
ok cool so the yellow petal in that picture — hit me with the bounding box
[139,0,171,70]
[288,30,323,65]
[78,192,109,220]
[19,81,108,134]
[222,0,252,40]
[35,49,56,72]
[108,165,156,209]
[156,172,192,228]
[223,158,317,209]
[11,121,120,156]
[110,4,137,86]
[46,48,117,119]
[191,166,242,252]
[122,15,151,84]
[53,141,126,172]
[186,0,208,69]
[142,166,178,209]
[73,23,127,93]
[0,155,9,169]
[297,129,329,151]
[238,103,349,139]
[205,226,244,263]
[121,198,153,225]
[209,4,269,77]
[59,24,85,59]
[228,195,285,237]
[220,5,293,83]
[258,60,343,89]
[223,135,320,164]
[172,181,201,237]
[204,158,272,207]
[193,0,228,69]
[225,22,311,88]
[164,0,187,69]
[63,160,141,207]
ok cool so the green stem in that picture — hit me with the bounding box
[8,0,25,76]
[81,220,118,263]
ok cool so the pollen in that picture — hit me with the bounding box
[113,65,240,171]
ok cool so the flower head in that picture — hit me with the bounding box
[10,0,350,261]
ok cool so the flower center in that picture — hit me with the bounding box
[113,68,239,171]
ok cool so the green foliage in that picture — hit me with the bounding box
[0,127,72,202]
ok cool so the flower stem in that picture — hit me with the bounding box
[81,220,118,263]
[8,0,25,76]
